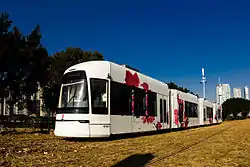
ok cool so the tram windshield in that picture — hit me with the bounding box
[57,71,89,114]
[60,81,88,108]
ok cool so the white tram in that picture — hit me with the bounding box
[54,60,223,138]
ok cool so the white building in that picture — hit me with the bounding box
[216,84,231,105]
[0,86,46,116]
[233,88,242,98]
[244,86,249,100]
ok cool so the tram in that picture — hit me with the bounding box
[54,60,223,138]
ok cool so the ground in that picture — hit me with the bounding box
[1,119,250,167]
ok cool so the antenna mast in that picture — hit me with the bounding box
[200,68,207,99]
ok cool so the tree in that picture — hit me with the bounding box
[42,47,104,114]
[166,82,199,97]
[241,110,249,118]
[222,98,250,119]
[0,12,12,116]
[0,12,49,116]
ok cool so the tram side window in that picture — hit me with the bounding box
[185,101,198,118]
[203,108,206,121]
[90,78,108,115]
[218,109,221,119]
[148,91,157,116]
[185,102,190,117]
[179,102,184,123]
[207,107,213,118]
[163,99,167,123]
[134,87,146,116]
[110,81,131,115]
[160,99,163,122]
[191,103,198,117]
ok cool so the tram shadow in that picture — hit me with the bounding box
[111,153,155,167]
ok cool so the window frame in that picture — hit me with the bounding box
[206,107,213,119]
[59,81,89,108]
[147,91,157,116]
[109,80,158,117]
[185,101,198,118]
[217,109,222,119]
[110,81,132,116]
[133,87,146,116]
[90,78,109,115]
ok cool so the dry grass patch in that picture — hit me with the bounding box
[0,120,250,167]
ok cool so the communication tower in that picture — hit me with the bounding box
[200,68,207,99]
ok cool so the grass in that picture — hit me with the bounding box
[1,119,250,167]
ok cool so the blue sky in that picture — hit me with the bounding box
[2,0,250,101]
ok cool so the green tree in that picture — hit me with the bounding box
[0,12,12,115]
[222,98,250,119]
[166,82,199,97]
[0,12,49,115]
[241,110,249,118]
[42,47,104,114]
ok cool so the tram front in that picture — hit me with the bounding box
[54,66,110,138]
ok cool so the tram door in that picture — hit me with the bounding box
[158,94,169,129]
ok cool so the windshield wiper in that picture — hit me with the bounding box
[68,85,78,107]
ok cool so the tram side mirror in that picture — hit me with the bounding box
[107,73,112,80]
